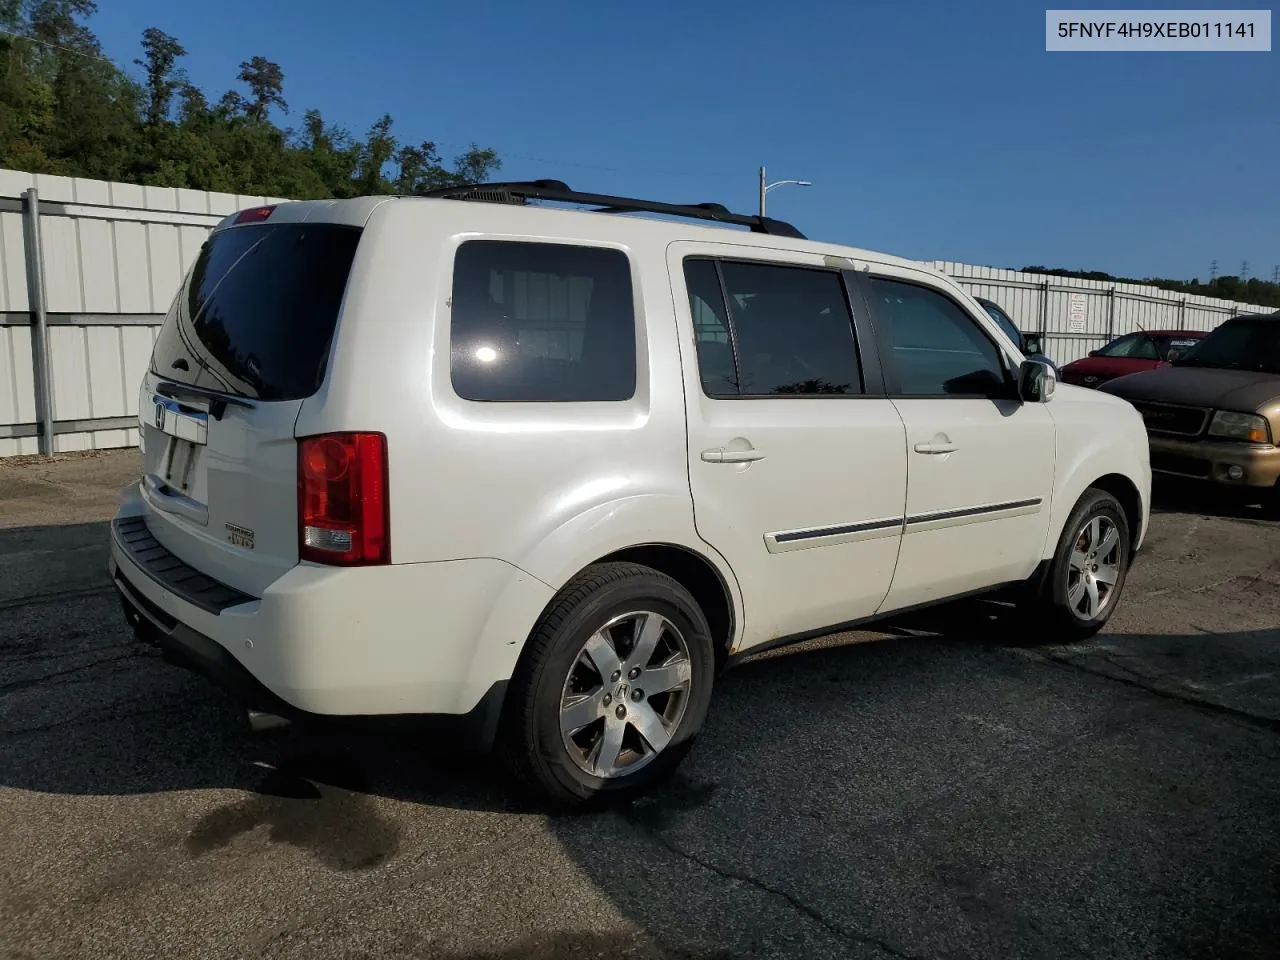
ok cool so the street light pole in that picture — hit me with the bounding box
[758,166,812,218]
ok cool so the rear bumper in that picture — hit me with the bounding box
[114,568,297,716]
[1148,435,1280,490]
[110,483,554,738]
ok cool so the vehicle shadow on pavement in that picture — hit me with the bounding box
[1150,478,1276,524]
[3,519,1280,958]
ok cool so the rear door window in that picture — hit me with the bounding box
[1161,337,1200,359]
[150,223,361,401]
[450,240,637,402]
[684,259,863,397]
[684,259,739,397]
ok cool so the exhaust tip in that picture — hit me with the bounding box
[246,709,291,734]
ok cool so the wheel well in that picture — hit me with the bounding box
[1090,473,1144,548]
[598,544,735,669]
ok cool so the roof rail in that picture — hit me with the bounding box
[422,180,807,239]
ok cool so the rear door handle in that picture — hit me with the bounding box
[702,448,767,463]
[913,442,957,455]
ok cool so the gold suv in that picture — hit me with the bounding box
[1099,311,1280,512]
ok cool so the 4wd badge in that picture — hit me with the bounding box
[225,522,255,550]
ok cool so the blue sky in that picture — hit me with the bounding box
[89,0,1277,282]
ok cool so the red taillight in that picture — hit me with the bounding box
[297,432,389,566]
[234,205,276,224]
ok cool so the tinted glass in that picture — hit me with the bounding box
[1159,336,1200,359]
[716,261,861,396]
[684,259,739,397]
[450,241,636,402]
[1096,334,1157,360]
[1174,317,1280,374]
[149,224,361,401]
[1130,337,1160,360]
[980,300,1021,345]
[1094,335,1130,357]
[868,278,1006,396]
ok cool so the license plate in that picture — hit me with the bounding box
[163,437,198,492]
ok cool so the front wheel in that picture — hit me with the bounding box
[1017,489,1132,643]
[498,562,716,810]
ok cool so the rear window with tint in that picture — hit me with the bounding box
[150,223,361,401]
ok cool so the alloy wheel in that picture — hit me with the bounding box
[558,610,693,779]
[1066,515,1123,620]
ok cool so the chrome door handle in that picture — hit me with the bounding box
[913,442,957,455]
[701,448,766,463]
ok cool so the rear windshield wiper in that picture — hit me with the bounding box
[155,380,257,420]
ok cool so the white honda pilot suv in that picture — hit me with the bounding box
[110,181,1151,808]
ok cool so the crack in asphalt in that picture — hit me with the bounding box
[620,813,930,960]
[0,700,188,740]
[0,652,143,695]
[1032,649,1280,734]
[0,638,136,664]
[1141,575,1246,600]
[0,584,115,612]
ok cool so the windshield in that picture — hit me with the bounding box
[1173,317,1280,374]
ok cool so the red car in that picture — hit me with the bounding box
[1060,330,1207,388]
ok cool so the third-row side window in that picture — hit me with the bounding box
[451,239,637,402]
[684,258,863,398]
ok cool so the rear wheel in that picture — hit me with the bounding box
[499,562,715,810]
[1016,488,1131,644]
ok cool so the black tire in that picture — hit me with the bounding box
[498,562,716,811]
[1015,488,1132,644]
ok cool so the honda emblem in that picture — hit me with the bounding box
[154,399,166,430]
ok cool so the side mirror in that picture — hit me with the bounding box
[1088,350,1100,357]
[1017,359,1056,403]
[1023,334,1043,355]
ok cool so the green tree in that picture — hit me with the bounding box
[296,109,361,198]
[356,113,396,194]
[0,7,59,171]
[236,55,285,122]
[451,144,500,186]
[30,0,140,180]
[0,2,502,201]
[135,27,185,126]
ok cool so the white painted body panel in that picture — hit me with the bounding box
[1043,383,1152,554]
[884,396,1055,610]
[666,240,907,649]
[111,194,1152,718]
[114,483,553,715]
[136,375,304,598]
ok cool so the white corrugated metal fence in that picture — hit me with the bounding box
[0,168,1272,458]
[932,261,1265,366]
[0,169,285,457]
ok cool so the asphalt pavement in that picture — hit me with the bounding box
[2,450,1278,960]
